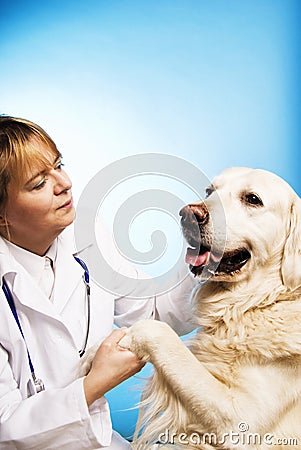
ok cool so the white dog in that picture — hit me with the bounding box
[119,167,301,450]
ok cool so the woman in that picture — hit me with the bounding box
[0,116,195,449]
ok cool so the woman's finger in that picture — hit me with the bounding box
[104,327,128,345]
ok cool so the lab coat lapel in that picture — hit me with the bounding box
[52,237,83,314]
[12,269,60,319]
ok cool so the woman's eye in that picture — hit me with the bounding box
[244,193,263,206]
[33,177,47,190]
[54,158,64,170]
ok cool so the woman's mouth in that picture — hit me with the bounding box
[58,198,73,209]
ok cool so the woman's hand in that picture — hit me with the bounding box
[83,328,145,406]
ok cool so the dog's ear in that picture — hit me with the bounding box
[281,198,301,290]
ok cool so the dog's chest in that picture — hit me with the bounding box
[188,331,244,384]
[188,305,301,386]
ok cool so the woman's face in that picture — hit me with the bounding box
[3,144,76,255]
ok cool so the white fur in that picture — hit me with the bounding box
[119,167,301,450]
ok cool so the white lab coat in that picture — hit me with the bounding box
[0,229,196,449]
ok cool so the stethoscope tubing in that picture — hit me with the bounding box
[1,256,91,393]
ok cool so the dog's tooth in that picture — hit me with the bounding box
[206,252,211,264]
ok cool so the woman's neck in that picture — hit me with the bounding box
[1,231,58,256]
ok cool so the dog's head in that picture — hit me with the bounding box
[180,167,301,288]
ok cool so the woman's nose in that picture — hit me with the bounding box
[52,169,72,194]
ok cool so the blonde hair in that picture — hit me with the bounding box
[0,115,60,210]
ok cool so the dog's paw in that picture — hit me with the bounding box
[119,328,150,362]
[78,344,98,377]
[119,320,175,361]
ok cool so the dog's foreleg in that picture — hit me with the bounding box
[119,319,301,438]
[119,320,234,432]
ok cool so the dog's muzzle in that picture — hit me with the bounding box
[180,204,251,277]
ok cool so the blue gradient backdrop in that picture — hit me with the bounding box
[1,0,300,439]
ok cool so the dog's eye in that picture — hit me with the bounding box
[205,186,214,198]
[244,193,263,206]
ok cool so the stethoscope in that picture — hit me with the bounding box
[2,256,90,394]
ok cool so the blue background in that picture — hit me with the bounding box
[1,0,300,439]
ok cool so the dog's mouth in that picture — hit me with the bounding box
[185,242,251,277]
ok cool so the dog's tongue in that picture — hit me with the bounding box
[185,247,210,267]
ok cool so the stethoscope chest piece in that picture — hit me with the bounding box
[33,375,45,393]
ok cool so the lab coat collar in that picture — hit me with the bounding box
[2,238,58,289]
[0,237,19,276]
[0,235,83,318]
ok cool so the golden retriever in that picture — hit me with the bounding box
[119,167,301,450]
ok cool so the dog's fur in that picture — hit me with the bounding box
[119,167,301,450]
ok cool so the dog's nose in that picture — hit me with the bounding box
[179,204,209,225]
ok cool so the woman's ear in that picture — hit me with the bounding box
[0,215,8,226]
[281,198,301,290]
